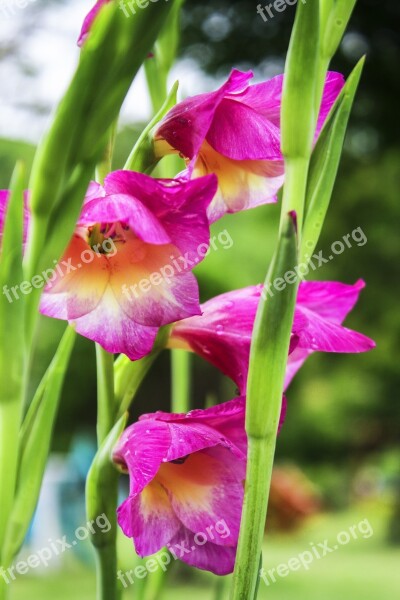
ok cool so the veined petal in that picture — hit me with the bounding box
[296,279,366,322]
[71,288,158,360]
[293,306,376,353]
[103,171,216,261]
[206,97,282,160]
[113,419,172,496]
[232,74,284,124]
[117,483,181,556]
[109,237,202,327]
[192,143,283,222]
[157,449,243,546]
[42,235,110,320]
[168,526,236,575]
[139,398,247,461]
[155,69,253,160]
[315,72,346,137]
[79,194,171,245]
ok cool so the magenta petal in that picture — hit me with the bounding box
[168,526,236,575]
[159,176,217,264]
[79,193,171,245]
[170,280,374,391]
[166,421,245,462]
[162,447,244,546]
[140,398,247,461]
[296,279,365,322]
[233,74,284,125]
[41,290,158,360]
[113,419,171,496]
[315,72,345,137]
[155,69,253,159]
[117,491,181,556]
[293,307,376,353]
[77,0,110,47]
[103,171,216,261]
[68,289,158,361]
[206,97,282,160]
[171,285,261,391]
[116,270,202,329]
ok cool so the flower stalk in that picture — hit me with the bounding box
[230,215,298,600]
[231,2,323,598]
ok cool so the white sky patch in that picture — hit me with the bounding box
[0,0,213,145]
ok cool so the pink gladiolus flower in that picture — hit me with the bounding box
[113,397,285,574]
[169,280,376,393]
[154,69,344,222]
[40,171,217,360]
[78,0,111,47]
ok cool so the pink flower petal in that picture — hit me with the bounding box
[170,280,375,391]
[109,238,202,328]
[113,419,172,496]
[190,146,283,222]
[65,288,158,360]
[117,484,181,556]
[77,0,110,47]
[155,69,253,160]
[206,97,282,160]
[157,448,243,547]
[104,171,217,262]
[168,526,236,575]
[79,194,171,245]
[41,235,110,320]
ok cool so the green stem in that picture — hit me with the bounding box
[171,349,191,413]
[96,345,116,446]
[230,217,299,600]
[94,486,119,600]
[280,157,310,235]
[94,345,118,600]
[231,439,274,600]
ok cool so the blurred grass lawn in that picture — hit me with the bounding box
[8,503,400,600]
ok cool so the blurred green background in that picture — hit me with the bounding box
[0,0,399,598]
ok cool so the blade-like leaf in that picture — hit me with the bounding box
[231,214,298,600]
[24,0,177,345]
[322,0,358,59]
[0,162,26,559]
[2,326,76,563]
[281,0,320,159]
[301,57,365,262]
